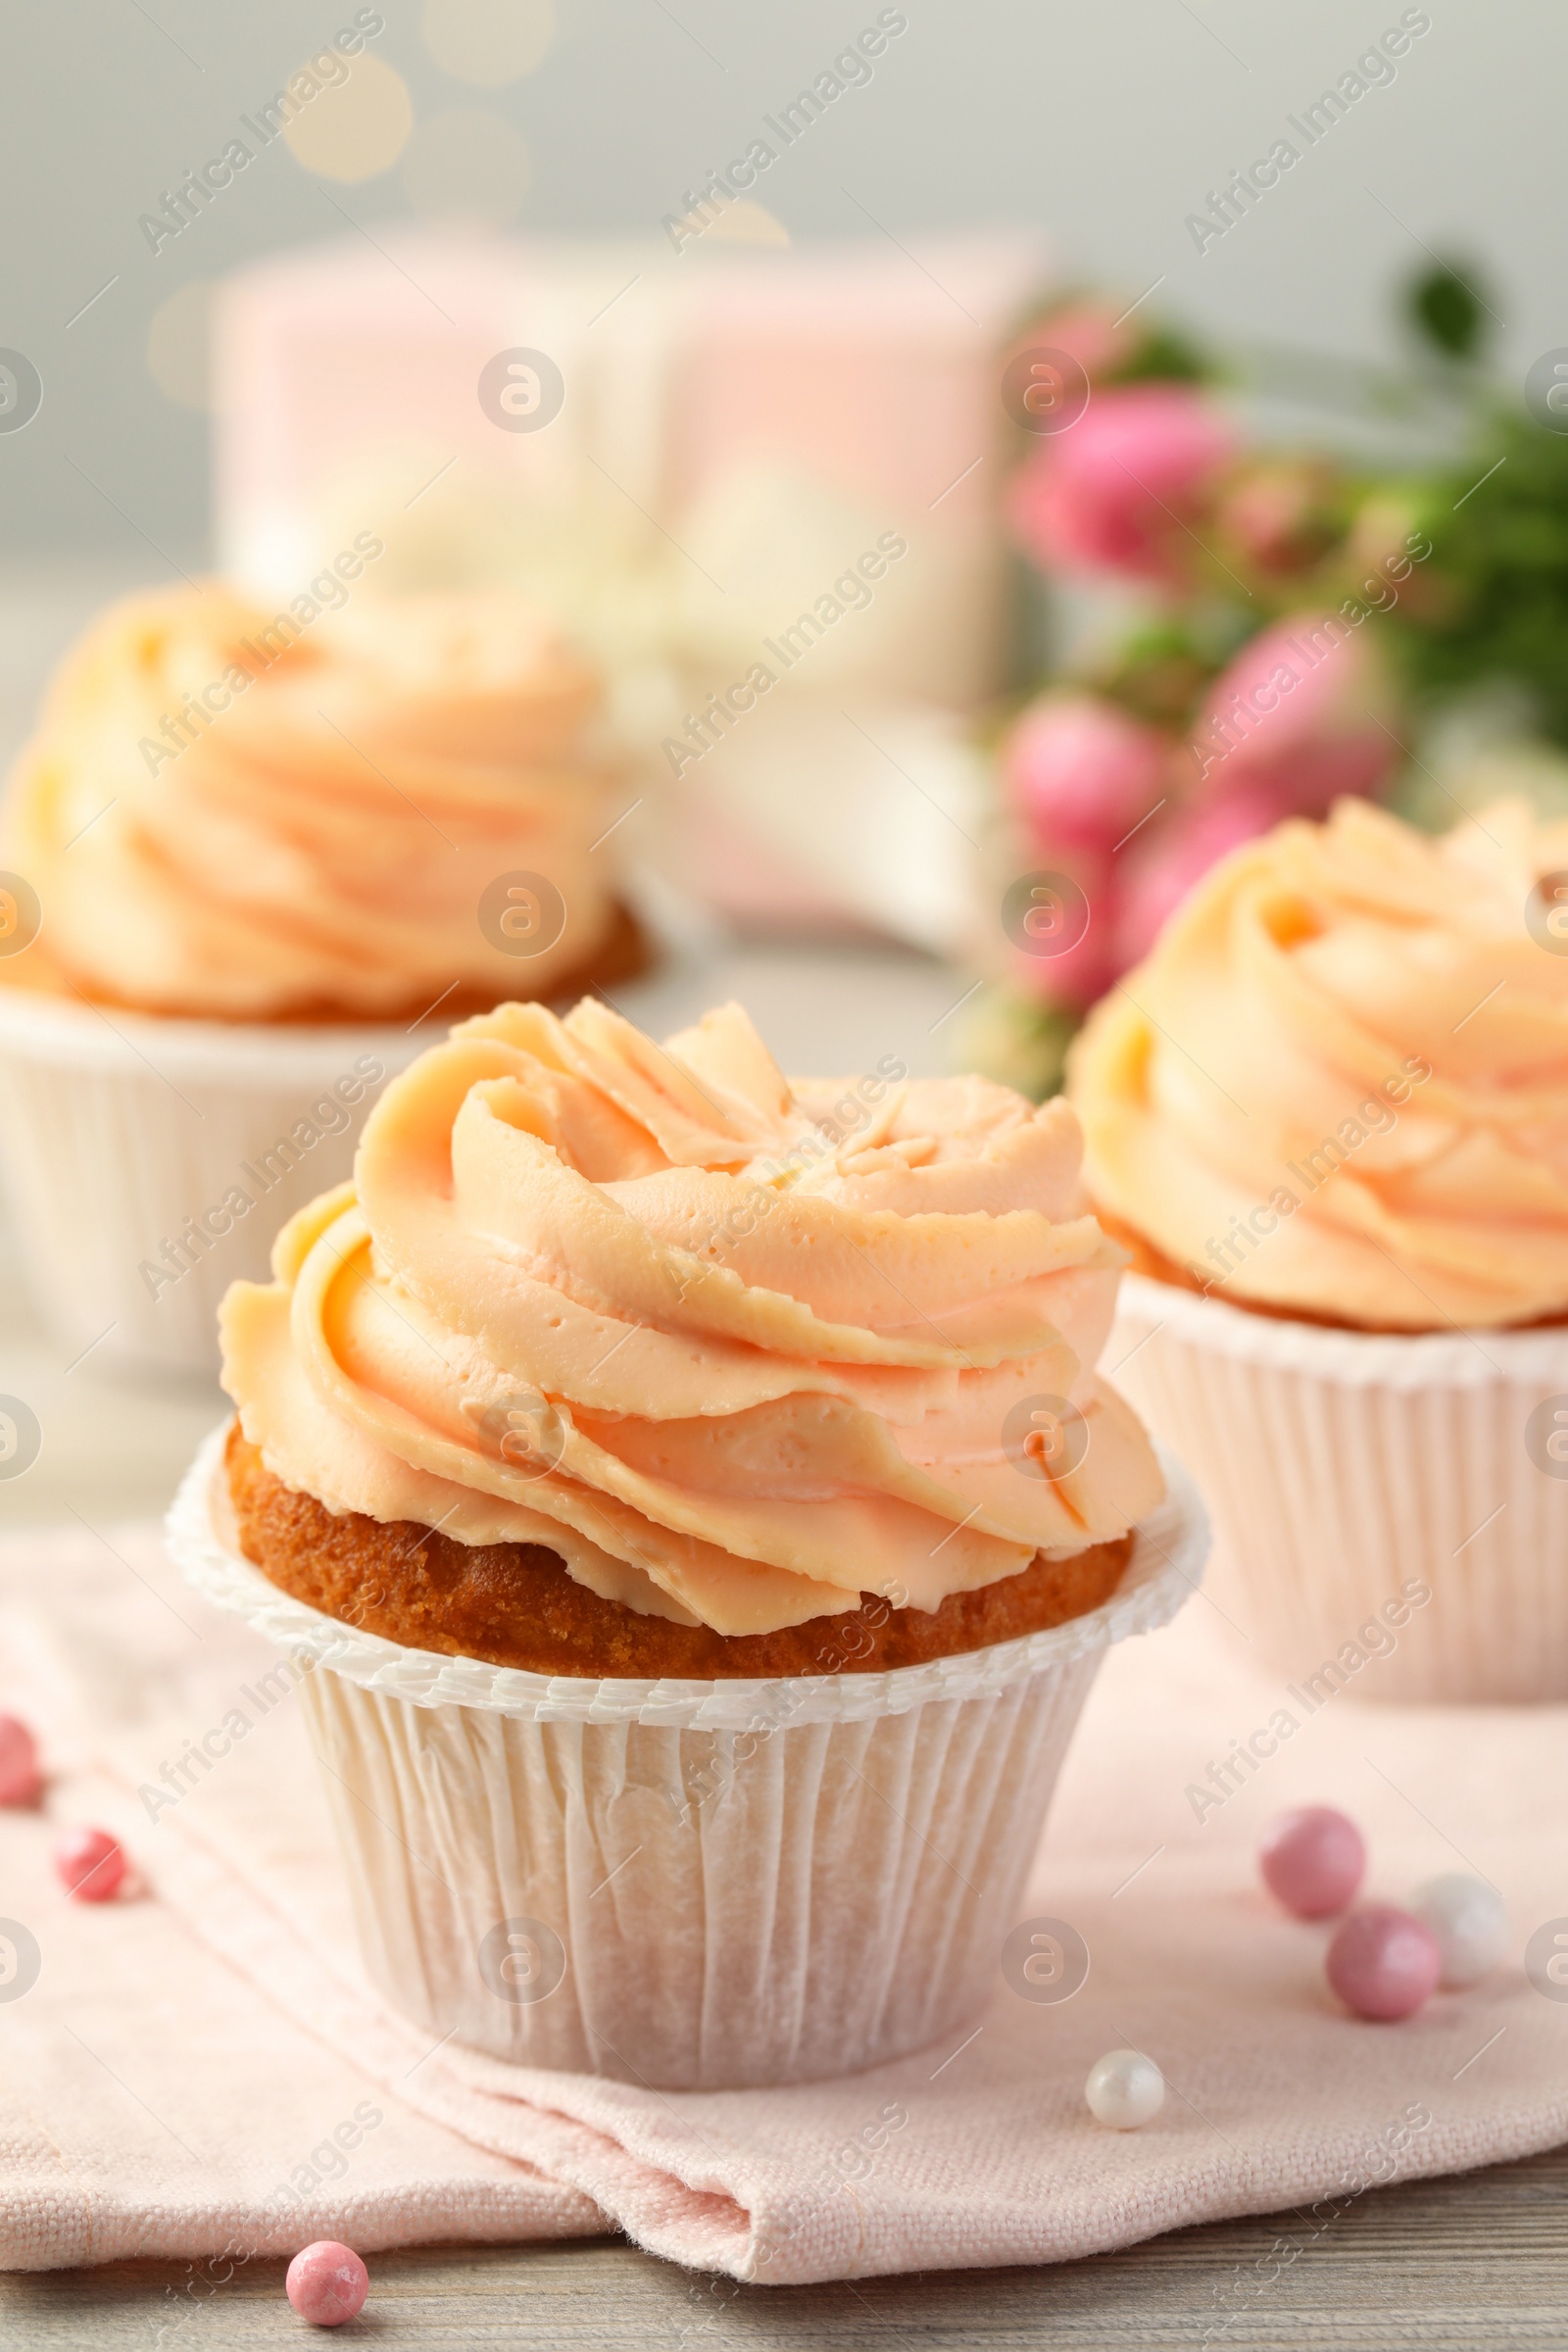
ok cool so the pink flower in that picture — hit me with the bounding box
[1214,458,1338,578]
[1008,384,1237,587]
[1189,612,1399,815]
[1004,694,1169,850]
[1009,841,1121,1013]
[1112,784,1289,968]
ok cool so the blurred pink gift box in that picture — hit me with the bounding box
[213,231,1050,946]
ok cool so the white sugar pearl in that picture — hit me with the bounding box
[1409,1873,1508,1988]
[1086,2048,1164,2129]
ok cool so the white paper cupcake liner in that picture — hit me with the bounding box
[167,1421,1208,2088]
[0,986,424,1376]
[1107,1271,1568,1704]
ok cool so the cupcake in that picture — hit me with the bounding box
[0,581,644,1372]
[1069,794,1568,1701]
[167,996,1204,2088]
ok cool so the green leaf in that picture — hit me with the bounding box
[1405,261,1489,362]
[1381,405,1568,747]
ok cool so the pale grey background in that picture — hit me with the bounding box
[0,0,1559,560]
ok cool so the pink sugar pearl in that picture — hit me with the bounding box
[1258,1806,1365,1919]
[1326,1905,1443,2021]
[0,1713,39,1805]
[286,2242,368,2328]
[54,1827,125,1903]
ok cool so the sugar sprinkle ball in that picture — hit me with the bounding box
[1409,1873,1508,1988]
[53,1827,126,1903]
[1326,1904,1443,2022]
[1258,1805,1366,1920]
[0,1713,40,1806]
[286,2242,368,2328]
[1086,2048,1165,2129]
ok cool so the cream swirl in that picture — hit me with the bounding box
[1,582,624,1017]
[1069,796,1568,1330]
[220,999,1163,1637]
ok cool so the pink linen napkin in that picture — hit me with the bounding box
[0,1512,1564,2283]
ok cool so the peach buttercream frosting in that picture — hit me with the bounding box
[0,581,623,1017]
[1069,796,1568,1330]
[220,998,1163,1638]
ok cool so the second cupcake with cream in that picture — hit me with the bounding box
[1070,794,1568,1700]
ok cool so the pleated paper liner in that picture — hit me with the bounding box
[167,1421,1208,2089]
[0,985,423,1376]
[1107,1271,1568,1704]
[0,900,656,1378]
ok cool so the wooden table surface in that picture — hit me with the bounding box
[4,2141,1565,2347]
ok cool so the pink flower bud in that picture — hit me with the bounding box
[1008,384,1236,587]
[1214,458,1338,577]
[1004,695,1169,850]
[1112,784,1288,969]
[1007,843,1120,1012]
[1188,613,1400,815]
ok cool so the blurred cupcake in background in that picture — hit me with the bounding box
[0,579,644,1373]
[1068,794,1568,1702]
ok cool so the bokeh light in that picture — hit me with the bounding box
[145,282,216,411]
[419,0,554,87]
[681,199,790,247]
[281,52,414,182]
